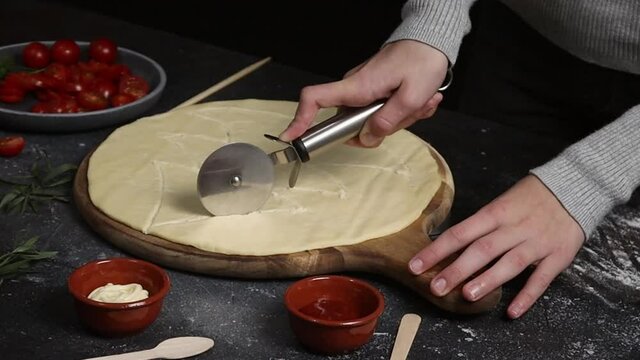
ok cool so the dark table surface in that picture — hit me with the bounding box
[1,1,638,359]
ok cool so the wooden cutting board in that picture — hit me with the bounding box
[73,146,501,314]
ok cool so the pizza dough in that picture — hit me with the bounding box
[88,99,442,256]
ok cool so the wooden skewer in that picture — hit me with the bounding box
[172,56,272,110]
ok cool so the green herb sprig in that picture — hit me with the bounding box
[0,236,57,285]
[0,56,32,79]
[0,151,77,214]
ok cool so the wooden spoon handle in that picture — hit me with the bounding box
[390,314,422,360]
[83,349,156,360]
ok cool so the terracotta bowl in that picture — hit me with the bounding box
[67,257,170,337]
[284,275,385,355]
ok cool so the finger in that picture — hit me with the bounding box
[395,92,443,130]
[507,255,570,319]
[345,136,384,148]
[280,79,370,141]
[428,226,523,297]
[409,209,501,275]
[343,60,368,79]
[461,241,542,302]
[359,81,432,147]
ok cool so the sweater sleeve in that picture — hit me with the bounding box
[385,0,478,64]
[530,105,640,236]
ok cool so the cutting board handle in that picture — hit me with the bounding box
[340,216,501,315]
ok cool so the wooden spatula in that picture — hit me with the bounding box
[83,336,214,360]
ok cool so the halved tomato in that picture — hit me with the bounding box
[0,136,26,157]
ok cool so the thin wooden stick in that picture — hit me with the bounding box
[390,314,422,360]
[172,57,272,110]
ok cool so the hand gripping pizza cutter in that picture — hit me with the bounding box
[196,101,384,216]
[197,71,453,216]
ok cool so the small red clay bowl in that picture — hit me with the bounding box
[284,275,385,355]
[67,258,170,337]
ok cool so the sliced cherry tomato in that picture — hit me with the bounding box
[50,39,80,65]
[0,83,26,103]
[119,75,149,100]
[49,97,80,113]
[94,80,117,99]
[111,93,136,107]
[80,60,109,75]
[35,89,68,102]
[78,70,98,91]
[77,90,108,110]
[22,42,50,69]
[89,38,118,64]
[0,136,25,157]
[64,81,85,94]
[32,73,61,90]
[44,63,70,83]
[32,97,80,114]
[4,72,42,91]
[99,63,131,81]
[31,102,50,113]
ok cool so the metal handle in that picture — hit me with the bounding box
[291,101,384,162]
[290,67,453,162]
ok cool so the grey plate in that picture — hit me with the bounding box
[0,41,166,133]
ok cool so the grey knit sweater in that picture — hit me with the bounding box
[386,0,640,236]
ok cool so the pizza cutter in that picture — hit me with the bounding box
[197,70,453,216]
[196,101,384,216]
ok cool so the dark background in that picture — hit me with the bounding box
[53,0,409,79]
[51,0,487,111]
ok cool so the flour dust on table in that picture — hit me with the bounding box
[562,204,640,307]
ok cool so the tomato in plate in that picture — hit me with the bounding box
[31,102,49,113]
[98,63,131,81]
[22,42,50,69]
[80,59,109,74]
[0,136,25,157]
[35,89,65,102]
[111,93,136,107]
[4,72,38,91]
[32,97,80,113]
[94,80,117,99]
[89,38,118,64]
[50,97,80,113]
[50,39,80,65]
[119,75,149,100]
[0,83,26,103]
[77,90,109,110]
[44,63,70,83]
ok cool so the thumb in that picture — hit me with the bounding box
[279,78,372,141]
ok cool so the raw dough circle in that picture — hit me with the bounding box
[88,99,442,255]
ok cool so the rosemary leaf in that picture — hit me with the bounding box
[42,176,75,188]
[0,236,57,283]
[0,153,76,214]
[41,164,77,186]
[12,236,39,253]
[0,177,29,186]
[0,191,18,209]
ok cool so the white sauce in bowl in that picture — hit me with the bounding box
[87,283,149,303]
